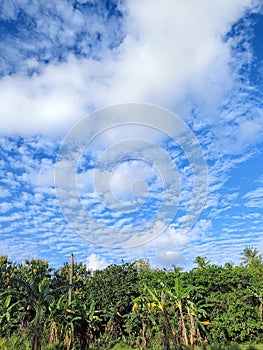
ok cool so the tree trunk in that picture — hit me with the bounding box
[142,321,147,348]
[259,303,262,322]
[32,319,41,350]
[162,319,171,350]
[179,310,188,347]
[196,327,202,345]
[187,309,196,347]
[161,291,178,347]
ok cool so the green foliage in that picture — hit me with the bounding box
[1,250,263,349]
[43,343,65,350]
[194,256,210,269]
[0,334,31,350]
[246,345,258,350]
[110,341,134,349]
[240,247,262,267]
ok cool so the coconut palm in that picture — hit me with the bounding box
[194,256,210,269]
[240,247,262,267]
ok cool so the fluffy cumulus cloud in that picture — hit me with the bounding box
[156,250,184,267]
[0,0,261,138]
[86,253,109,271]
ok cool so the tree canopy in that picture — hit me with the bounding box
[0,248,263,349]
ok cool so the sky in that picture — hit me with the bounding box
[0,0,262,271]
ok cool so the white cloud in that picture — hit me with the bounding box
[239,119,263,145]
[0,0,259,137]
[109,160,155,201]
[127,219,212,268]
[156,250,184,268]
[0,1,262,270]
[244,187,263,208]
[32,166,55,187]
[86,253,109,270]
[0,202,13,213]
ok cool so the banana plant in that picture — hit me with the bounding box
[143,284,178,349]
[10,275,65,350]
[72,298,101,349]
[47,294,68,344]
[185,298,209,347]
[165,278,192,346]
[51,296,100,349]
[0,295,23,335]
[0,295,17,323]
[129,291,161,348]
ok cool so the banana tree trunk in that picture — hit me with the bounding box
[187,309,196,347]
[162,318,171,350]
[32,318,41,350]
[142,321,147,348]
[161,291,178,347]
[179,309,188,347]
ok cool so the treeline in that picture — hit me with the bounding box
[0,247,263,349]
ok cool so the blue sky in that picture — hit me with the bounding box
[0,0,262,270]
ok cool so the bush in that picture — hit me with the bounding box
[246,345,257,350]
[0,334,30,350]
[110,341,135,349]
[43,342,66,350]
[208,343,241,350]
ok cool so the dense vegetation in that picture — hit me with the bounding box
[0,247,263,349]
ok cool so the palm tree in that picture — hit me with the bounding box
[173,266,183,275]
[194,256,210,269]
[240,247,262,267]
